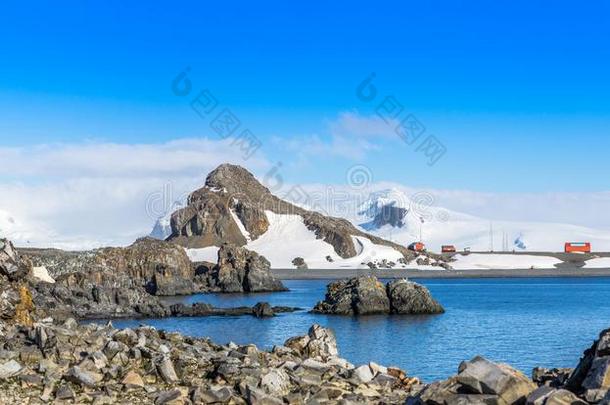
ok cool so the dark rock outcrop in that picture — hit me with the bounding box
[369,205,408,229]
[291,257,308,270]
[313,276,390,315]
[168,301,297,318]
[24,238,196,296]
[387,279,445,315]
[0,239,30,281]
[14,239,287,320]
[200,243,286,293]
[563,327,610,403]
[312,276,444,316]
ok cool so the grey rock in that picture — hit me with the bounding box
[0,359,22,379]
[313,276,390,315]
[0,239,29,281]
[526,385,555,405]
[284,324,339,361]
[313,276,444,316]
[253,302,274,318]
[202,244,287,293]
[156,356,179,383]
[260,368,290,395]
[582,356,610,390]
[457,356,536,403]
[55,384,75,400]
[545,389,587,405]
[387,279,445,314]
[352,365,374,383]
[292,257,308,270]
[65,366,103,387]
[155,389,182,404]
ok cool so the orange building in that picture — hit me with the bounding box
[564,242,591,253]
[408,242,426,252]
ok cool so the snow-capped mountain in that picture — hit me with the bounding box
[147,167,610,269]
[351,188,610,252]
[149,200,185,240]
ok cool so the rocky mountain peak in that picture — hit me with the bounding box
[204,164,270,197]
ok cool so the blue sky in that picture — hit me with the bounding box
[1,0,609,192]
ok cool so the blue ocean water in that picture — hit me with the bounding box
[102,278,610,381]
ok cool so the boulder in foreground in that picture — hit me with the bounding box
[312,276,444,315]
[409,356,537,404]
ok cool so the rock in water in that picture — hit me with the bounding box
[291,257,308,270]
[312,276,390,315]
[313,276,443,316]
[387,279,444,314]
[204,243,286,293]
[253,302,275,318]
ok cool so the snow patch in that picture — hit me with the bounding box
[584,257,610,269]
[451,254,562,270]
[185,246,219,263]
[245,211,406,269]
[230,208,251,242]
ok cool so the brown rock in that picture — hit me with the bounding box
[122,370,145,388]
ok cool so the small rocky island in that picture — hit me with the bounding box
[313,276,445,315]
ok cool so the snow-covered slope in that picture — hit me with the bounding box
[350,188,610,253]
[187,210,411,269]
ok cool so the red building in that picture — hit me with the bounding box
[442,245,457,253]
[408,242,426,252]
[564,242,591,253]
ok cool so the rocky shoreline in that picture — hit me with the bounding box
[15,238,288,321]
[1,314,610,403]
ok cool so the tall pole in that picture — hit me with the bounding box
[489,221,494,252]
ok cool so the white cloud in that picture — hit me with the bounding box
[272,111,399,160]
[1,135,608,251]
[0,138,268,178]
[0,138,270,249]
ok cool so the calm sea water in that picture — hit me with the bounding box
[102,278,610,381]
